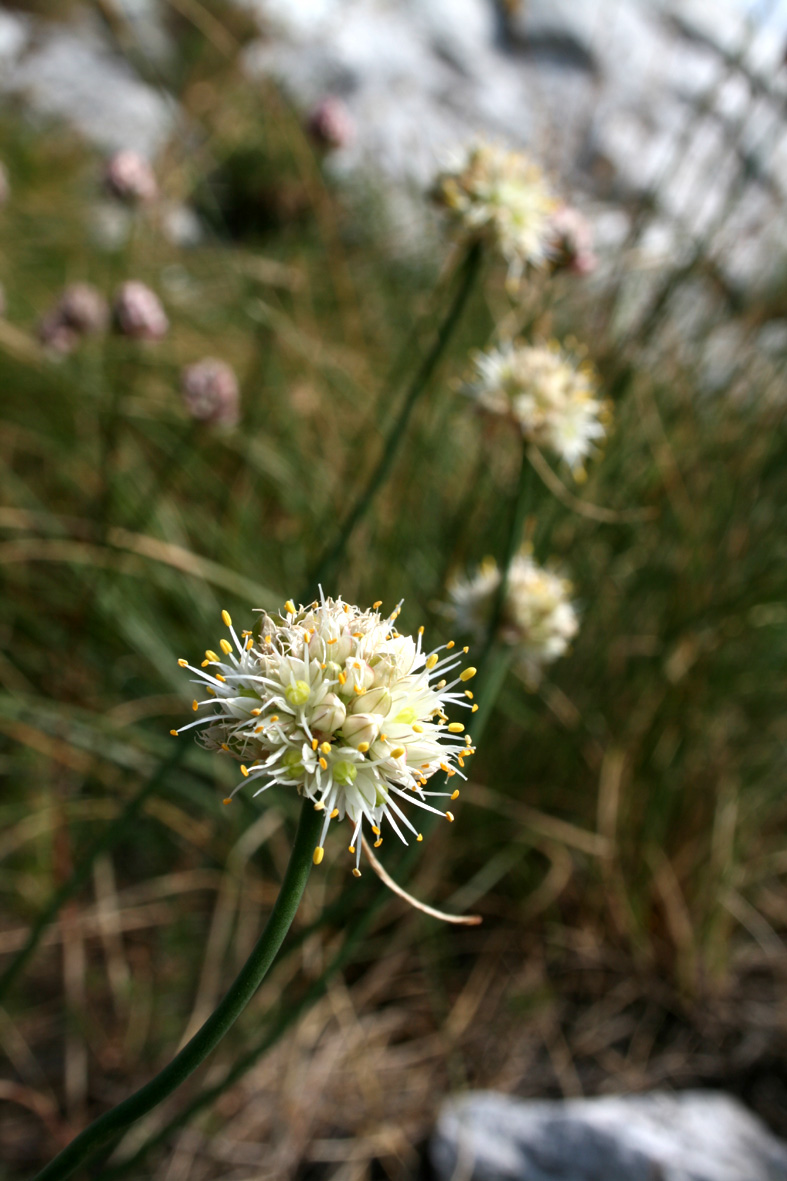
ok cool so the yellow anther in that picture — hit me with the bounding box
[390,747,405,759]
[246,638,253,649]
[330,808,339,819]
[251,707,262,716]
[220,638,233,655]
[313,846,325,866]
[374,838,383,848]
[357,742,370,753]
[349,845,356,854]
[170,729,179,736]
[471,704,479,712]
[446,640,455,649]
[440,762,450,773]
[326,637,338,644]
[338,671,347,685]
[320,741,332,754]
[270,715,279,722]
[448,722,464,733]
[354,684,364,694]
[216,674,226,682]
[242,630,251,637]
[352,867,362,877]
[459,667,477,682]
[446,768,456,777]
[451,789,460,800]
[380,733,388,741]
[221,743,229,751]
[223,797,233,806]
[465,690,474,698]
[201,660,209,668]
[413,724,424,733]
[425,653,438,670]
[178,658,188,667]
[192,700,198,711]
[205,649,219,662]
[240,765,249,777]
[264,635,271,644]
[312,738,319,750]
[256,726,264,733]
[373,601,383,609]
[319,757,328,770]
[371,825,381,835]
[446,811,455,822]
[416,833,423,842]
[314,801,325,811]
[284,600,296,615]
[418,625,425,635]
[221,609,232,627]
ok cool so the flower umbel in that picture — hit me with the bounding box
[174,596,477,873]
[432,141,556,286]
[466,340,607,474]
[447,554,578,685]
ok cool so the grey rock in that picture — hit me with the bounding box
[431,1090,787,1181]
[1,16,173,156]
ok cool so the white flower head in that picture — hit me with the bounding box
[432,141,557,286]
[447,554,578,685]
[467,340,607,474]
[173,595,478,874]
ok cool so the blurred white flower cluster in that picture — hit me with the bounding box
[433,141,556,286]
[447,555,578,686]
[467,340,607,475]
[175,596,477,871]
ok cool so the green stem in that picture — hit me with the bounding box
[474,445,533,679]
[33,798,323,1181]
[0,747,185,1004]
[307,241,482,593]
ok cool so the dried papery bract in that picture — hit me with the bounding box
[104,149,158,204]
[432,141,556,288]
[307,96,355,151]
[114,281,169,341]
[181,358,240,427]
[447,554,578,685]
[466,340,608,476]
[173,596,478,874]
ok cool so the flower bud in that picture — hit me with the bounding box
[59,283,109,335]
[349,686,391,717]
[181,358,240,428]
[307,97,354,151]
[114,281,168,341]
[310,693,346,734]
[104,150,158,204]
[342,712,380,749]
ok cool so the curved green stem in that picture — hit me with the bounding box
[307,241,482,592]
[33,798,323,1181]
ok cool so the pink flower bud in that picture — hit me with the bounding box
[307,97,354,151]
[104,150,158,204]
[58,283,109,335]
[114,281,169,340]
[180,358,240,427]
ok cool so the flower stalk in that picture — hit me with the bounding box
[33,798,323,1181]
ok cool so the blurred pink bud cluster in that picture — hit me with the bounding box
[113,281,169,340]
[104,150,158,204]
[38,283,109,355]
[307,97,354,151]
[181,358,240,427]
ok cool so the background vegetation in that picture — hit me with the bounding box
[1,5,787,1179]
